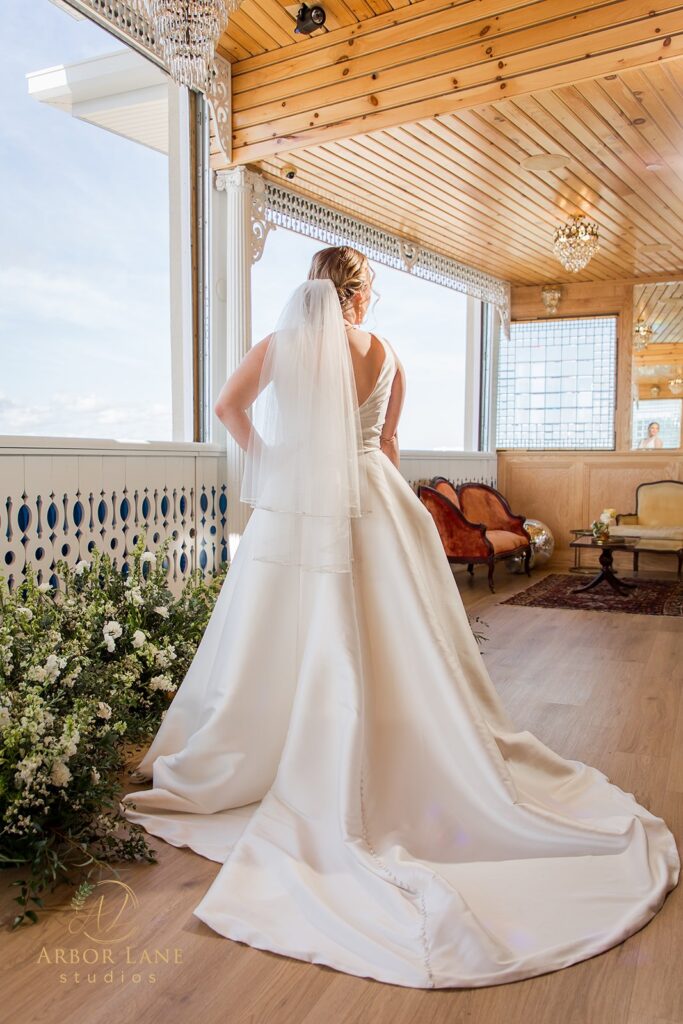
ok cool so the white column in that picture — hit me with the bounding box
[167,83,194,442]
[214,167,273,561]
[463,296,483,452]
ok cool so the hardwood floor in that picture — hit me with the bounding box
[2,564,681,1024]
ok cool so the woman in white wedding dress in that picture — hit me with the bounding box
[121,246,679,989]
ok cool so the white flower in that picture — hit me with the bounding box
[90,767,100,784]
[74,560,90,575]
[50,760,72,788]
[125,587,144,607]
[96,701,112,719]
[44,653,67,681]
[153,606,169,619]
[154,645,177,669]
[132,629,146,650]
[16,607,33,621]
[27,665,48,683]
[103,620,122,639]
[37,582,51,593]
[104,637,116,653]
[149,673,176,693]
[140,552,155,566]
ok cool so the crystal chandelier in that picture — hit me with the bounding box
[634,318,653,351]
[552,214,600,272]
[142,1,239,91]
[669,376,683,396]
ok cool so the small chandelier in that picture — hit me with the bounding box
[634,318,654,351]
[668,376,683,396]
[541,284,563,314]
[142,1,238,91]
[552,214,600,272]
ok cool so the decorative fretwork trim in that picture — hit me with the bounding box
[64,1,232,160]
[263,181,511,338]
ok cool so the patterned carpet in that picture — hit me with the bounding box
[499,573,683,616]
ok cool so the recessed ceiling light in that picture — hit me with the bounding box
[645,162,664,171]
[632,117,647,125]
[520,153,570,171]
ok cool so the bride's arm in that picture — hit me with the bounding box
[214,334,272,452]
[379,343,406,470]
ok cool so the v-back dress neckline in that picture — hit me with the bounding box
[344,325,388,409]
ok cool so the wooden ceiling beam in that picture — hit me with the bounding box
[220,0,683,165]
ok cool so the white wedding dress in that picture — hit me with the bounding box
[121,334,680,989]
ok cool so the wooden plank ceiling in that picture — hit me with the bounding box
[214,0,683,285]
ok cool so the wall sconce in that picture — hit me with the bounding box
[541,284,563,314]
[650,384,661,397]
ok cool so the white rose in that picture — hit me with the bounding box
[140,552,155,566]
[96,701,112,719]
[74,560,90,575]
[132,629,146,650]
[103,620,122,639]
[16,607,33,621]
[37,582,51,593]
[50,760,72,788]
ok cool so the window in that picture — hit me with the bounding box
[0,0,194,442]
[496,316,617,450]
[252,225,470,452]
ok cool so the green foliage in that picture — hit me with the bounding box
[0,535,227,929]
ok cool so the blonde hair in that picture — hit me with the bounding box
[307,246,372,316]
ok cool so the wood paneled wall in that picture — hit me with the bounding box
[499,280,683,570]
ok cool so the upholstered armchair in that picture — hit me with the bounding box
[417,477,532,593]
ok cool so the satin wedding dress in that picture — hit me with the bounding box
[121,333,680,989]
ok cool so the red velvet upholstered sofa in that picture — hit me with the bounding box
[417,477,532,593]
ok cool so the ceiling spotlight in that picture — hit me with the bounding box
[294,4,326,34]
[521,153,570,171]
[645,162,664,171]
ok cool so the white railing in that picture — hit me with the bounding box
[0,438,228,597]
[0,440,496,595]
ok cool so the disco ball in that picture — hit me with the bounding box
[505,518,555,573]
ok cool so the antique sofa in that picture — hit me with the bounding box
[417,478,532,593]
[609,479,683,576]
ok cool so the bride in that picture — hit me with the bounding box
[121,245,679,989]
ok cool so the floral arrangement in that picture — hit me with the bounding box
[591,507,618,540]
[0,535,226,929]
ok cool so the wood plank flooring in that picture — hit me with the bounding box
[1,564,681,1024]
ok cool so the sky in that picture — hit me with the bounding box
[0,0,469,449]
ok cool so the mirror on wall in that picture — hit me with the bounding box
[631,282,683,449]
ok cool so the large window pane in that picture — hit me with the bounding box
[496,316,617,449]
[252,226,469,451]
[0,0,175,441]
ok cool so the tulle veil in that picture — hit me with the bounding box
[239,278,372,573]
